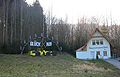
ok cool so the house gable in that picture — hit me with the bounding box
[76,28,111,59]
[92,30,103,37]
[76,28,110,51]
[87,37,110,51]
[87,28,110,51]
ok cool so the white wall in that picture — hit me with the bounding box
[76,31,111,60]
[87,37,111,59]
[76,51,90,59]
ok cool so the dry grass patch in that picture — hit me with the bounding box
[0,53,120,77]
[72,63,113,74]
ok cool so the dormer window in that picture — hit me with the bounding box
[92,39,103,45]
[100,40,103,45]
[92,40,95,45]
[96,40,99,45]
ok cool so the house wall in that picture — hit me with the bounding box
[87,37,111,59]
[76,51,89,59]
[76,31,111,60]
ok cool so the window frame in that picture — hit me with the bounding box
[92,39,104,45]
[103,51,107,56]
[100,40,103,45]
[96,40,99,45]
[92,40,96,45]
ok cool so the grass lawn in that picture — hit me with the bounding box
[0,53,120,77]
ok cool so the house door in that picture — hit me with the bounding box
[96,51,100,59]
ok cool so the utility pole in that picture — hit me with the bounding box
[3,0,5,45]
[20,0,23,54]
[20,0,23,42]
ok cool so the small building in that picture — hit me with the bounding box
[76,28,111,60]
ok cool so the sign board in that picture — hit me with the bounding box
[30,42,34,46]
[34,42,40,46]
[46,42,52,46]
[30,41,52,47]
[30,41,40,46]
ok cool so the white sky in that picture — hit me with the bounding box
[26,0,120,25]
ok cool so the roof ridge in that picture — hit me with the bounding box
[76,28,111,51]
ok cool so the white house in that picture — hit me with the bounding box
[76,28,111,60]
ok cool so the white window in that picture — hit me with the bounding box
[103,51,107,56]
[92,40,95,45]
[100,40,103,45]
[96,40,99,45]
[92,39,103,45]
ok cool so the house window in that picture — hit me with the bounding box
[103,51,107,56]
[97,51,100,55]
[92,40,95,45]
[100,40,103,45]
[92,40,104,45]
[96,40,99,45]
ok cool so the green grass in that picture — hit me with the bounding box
[0,53,120,77]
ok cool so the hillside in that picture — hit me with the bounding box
[0,53,120,77]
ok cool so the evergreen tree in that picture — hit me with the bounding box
[0,0,46,54]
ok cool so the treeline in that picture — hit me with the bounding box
[0,0,46,53]
[0,0,120,56]
[46,16,120,56]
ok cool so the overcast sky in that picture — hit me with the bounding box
[26,0,120,25]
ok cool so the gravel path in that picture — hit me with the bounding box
[105,58,120,69]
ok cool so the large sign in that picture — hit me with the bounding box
[89,46,108,49]
[30,41,52,47]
